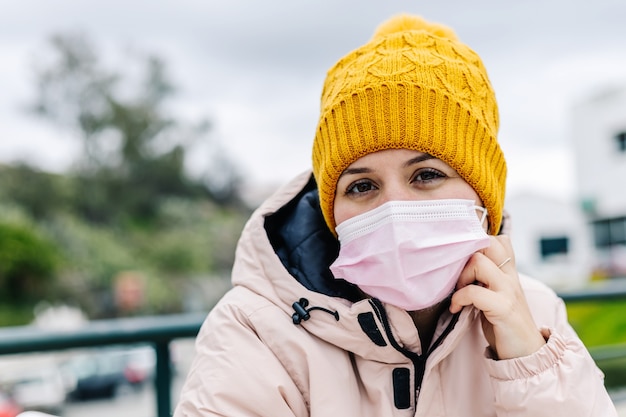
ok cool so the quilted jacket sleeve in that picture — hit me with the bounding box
[484,293,618,417]
[173,296,307,417]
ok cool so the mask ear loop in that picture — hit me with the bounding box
[475,206,488,230]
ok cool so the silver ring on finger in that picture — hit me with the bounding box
[497,257,512,269]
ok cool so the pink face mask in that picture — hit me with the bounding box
[330,199,490,311]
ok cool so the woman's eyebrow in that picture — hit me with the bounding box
[404,153,435,167]
[339,154,437,178]
[338,166,372,178]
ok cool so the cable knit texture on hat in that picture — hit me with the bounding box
[312,14,506,234]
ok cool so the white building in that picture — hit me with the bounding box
[505,192,593,290]
[505,86,626,289]
[572,86,626,279]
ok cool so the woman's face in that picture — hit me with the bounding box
[333,149,483,226]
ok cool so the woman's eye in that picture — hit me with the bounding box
[413,168,446,183]
[345,180,377,195]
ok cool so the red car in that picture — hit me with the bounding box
[0,391,22,417]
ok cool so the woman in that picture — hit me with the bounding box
[174,14,617,416]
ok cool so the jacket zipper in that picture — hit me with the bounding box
[369,299,460,402]
[369,299,426,397]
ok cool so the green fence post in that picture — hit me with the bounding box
[155,341,172,417]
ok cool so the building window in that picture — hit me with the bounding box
[540,236,569,259]
[593,217,626,248]
[611,219,626,245]
[594,220,611,248]
[616,132,626,152]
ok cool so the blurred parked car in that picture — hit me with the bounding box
[10,368,65,415]
[60,347,155,401]
[122,347,155,385]
[0,391,22,417]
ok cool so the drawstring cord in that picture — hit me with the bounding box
[291,298,339,325]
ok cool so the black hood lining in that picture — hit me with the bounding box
[264,176,363,302]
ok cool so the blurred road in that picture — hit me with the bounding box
[63,383,154,417]
[62,375,188,417]
[61,339,194,417]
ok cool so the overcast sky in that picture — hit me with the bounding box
[2,0,626,203]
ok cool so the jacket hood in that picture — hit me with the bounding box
[231,171,358,301]
[264,175,363,302]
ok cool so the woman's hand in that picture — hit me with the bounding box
[449,235,546,360]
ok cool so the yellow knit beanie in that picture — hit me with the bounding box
[312,14,506,235]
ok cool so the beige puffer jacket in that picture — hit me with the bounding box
[174,171,617,417]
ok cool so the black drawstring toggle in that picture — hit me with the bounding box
[291,298,339,325]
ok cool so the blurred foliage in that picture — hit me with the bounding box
[595,357,626,390]
[0,220,60,302]
[0,303,34,327]
[0,163,250,324]
[566,300,626,388]
[42,198,246,318]
[566,300,626,347]
[0,32,256,325]
[0,164,74,220]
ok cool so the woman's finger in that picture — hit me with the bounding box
[456,236,515,290]
[455,252,511,291]
[450,281,501,314]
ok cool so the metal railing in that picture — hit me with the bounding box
[0,285,625,417]
[0,311,208,417]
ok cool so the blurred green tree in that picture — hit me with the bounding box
[0,33,252,322]
[30,32,242,224]
[0,222,60,302]
[0,164,73,220]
